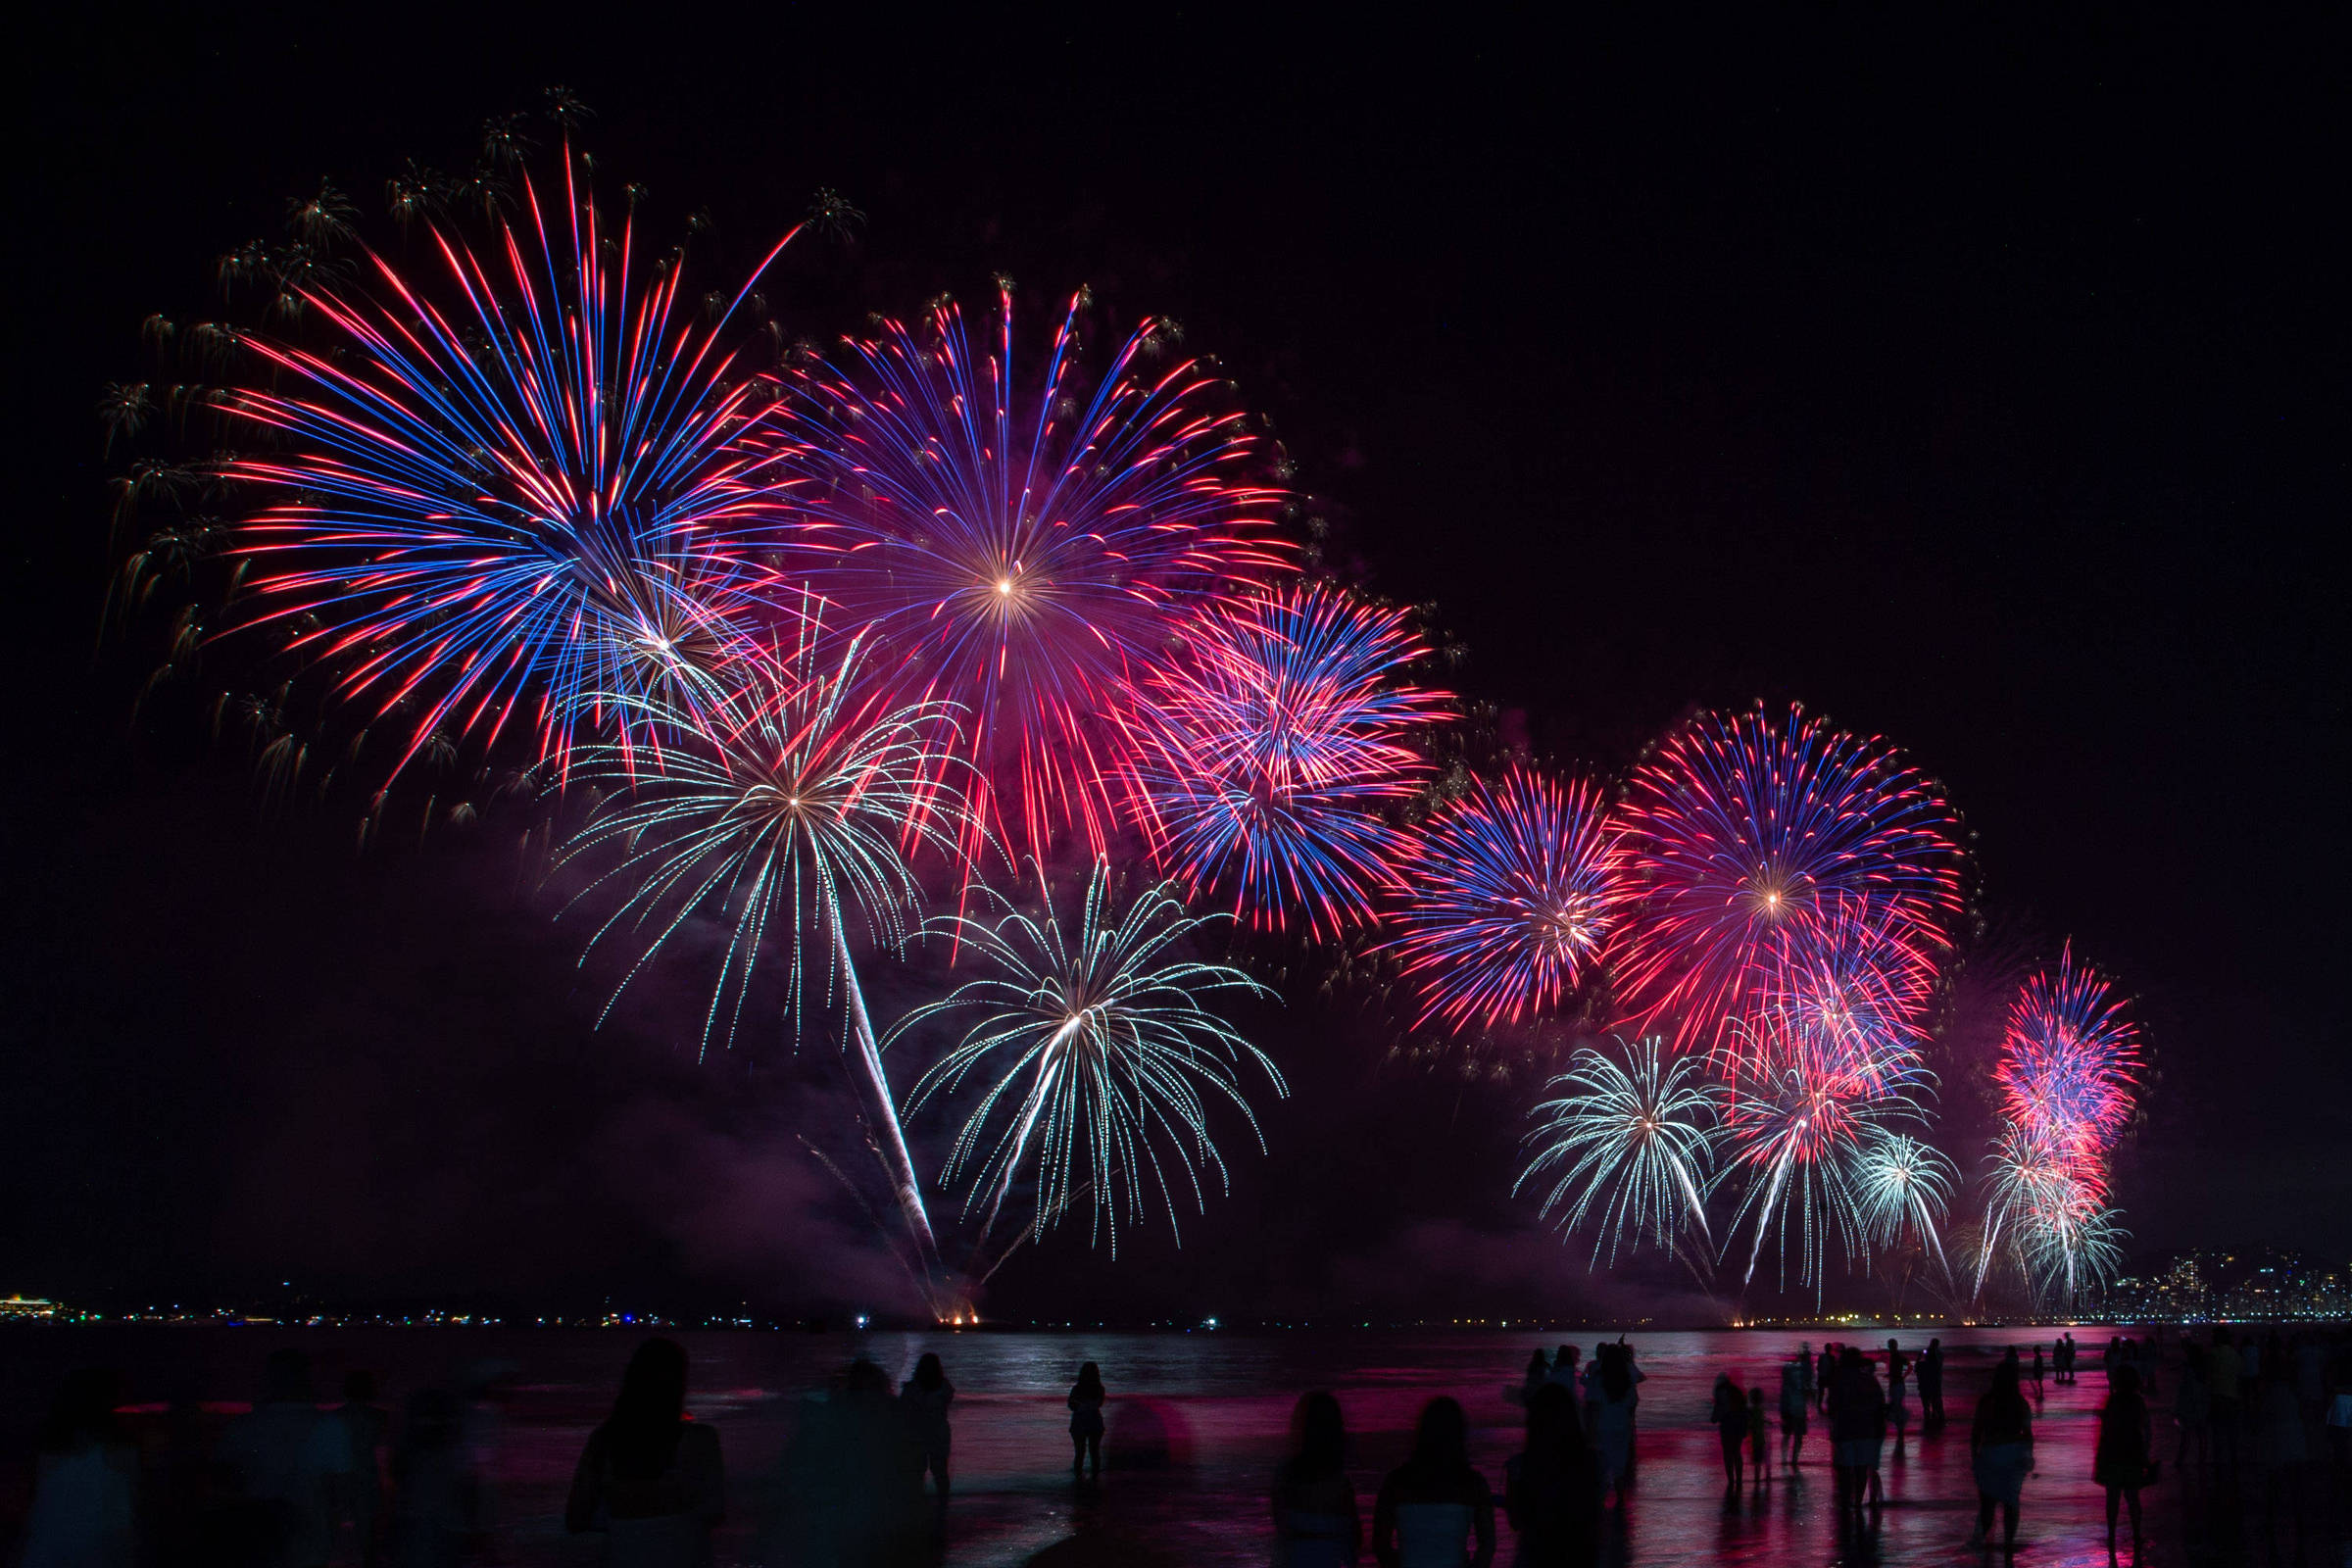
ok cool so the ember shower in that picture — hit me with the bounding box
[100,101,2145,1320]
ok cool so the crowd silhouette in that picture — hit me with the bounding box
[10,1324,2352,1564]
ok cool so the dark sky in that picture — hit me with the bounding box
[5,10,2345,1319]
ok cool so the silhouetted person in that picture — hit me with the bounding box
[899,1352,953,1526]
[388,1389,470,1568]
[217,1348,352,1568]
[331,1370,390,1568]
[1886,1340,1911,1455]
[1373,1396,1494,1568]
[1273,1391,1361,1567]
[565,1337,724,1567]
[1708,1374,1746,1493]
[2093,1363,2150,1558]
[1519,1349,1550,1405]
[18,1367,136,1568]
[1587,1347,1637,1507]
[1545,1347,1580,1393]
[1827,1347,1885,1517]
[1504,1385,1597,1568]
[1779,1350,1810,1468]
[1068,1362,1106,1483]
[1969,1359,2034,1550]
[1816,1345,1836,1414]
[1919,1339,1946,1425]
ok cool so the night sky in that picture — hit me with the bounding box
[6,11,2345,1320]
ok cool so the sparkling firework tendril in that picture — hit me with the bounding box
[895,859,1282,1256]
[1517,1037,1721,1268]
[561,607,969,1273]
[762,282,1289,863]
[1122,583,1447,938]
[1613,703,1962,1064]
[1850,1128,1959,1279]
[224,155,805,779]
[1389,766,1622,1030]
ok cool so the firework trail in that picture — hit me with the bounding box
[1613,703,1961,1064]
[561,606,968,1281]
[897,859,1281,1256]
[1518,1036,1721,1268]
[761,281,1289,864]
[1389,765,1622,1030]
[1122,583,1447,937]
[222,153,804,779]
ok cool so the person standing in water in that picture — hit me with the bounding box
[1067,1363,1106,1485]
[2094,1365,2152,1558]
[1969,1359,2034,1550]
[1780,1351,1811,1470]
[1919,1339,1946,1426]
[1886,1341,1911,1457]
[1708,1374,1746,1493]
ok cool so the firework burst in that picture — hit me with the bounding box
[1850,1127,1959,1276]
[1389,766,1622,1030]
[1122,583,1447,937]
[221,155,804,779]
[762,282,1289,863]
[1995,945,2140,1159]
[1613,703,1961,1063]
[897,859,1281,1255]
[1517,1037,1720,1267]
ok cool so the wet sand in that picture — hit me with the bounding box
[2,1325,2341,1563]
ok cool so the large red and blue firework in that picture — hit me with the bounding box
[1995,945,2140,1159]
[1121,583,1446,938]
[223,157,803,778]
[1613,702,1961,1062]
[1389,765,1622,1029]
[759,282,1289,863]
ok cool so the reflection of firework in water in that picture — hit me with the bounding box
[898,859,1281,1255]
[1390,766,1621,1030]
[1518,1037,1720,1267]
[225,158,804,776]
[1614,703,1961,1063]
[764,282,1288,862]
[1123,583,1446,937]
[1996,945,2139,1158]
[562,609,969,1275]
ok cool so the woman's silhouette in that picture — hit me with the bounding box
[1068,1362,1107,1484]
[1373,1397,1494,1568]
[1273,1391,1361,1567]
[1968,1358,2034,1549]
[564,1338,724,1567]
